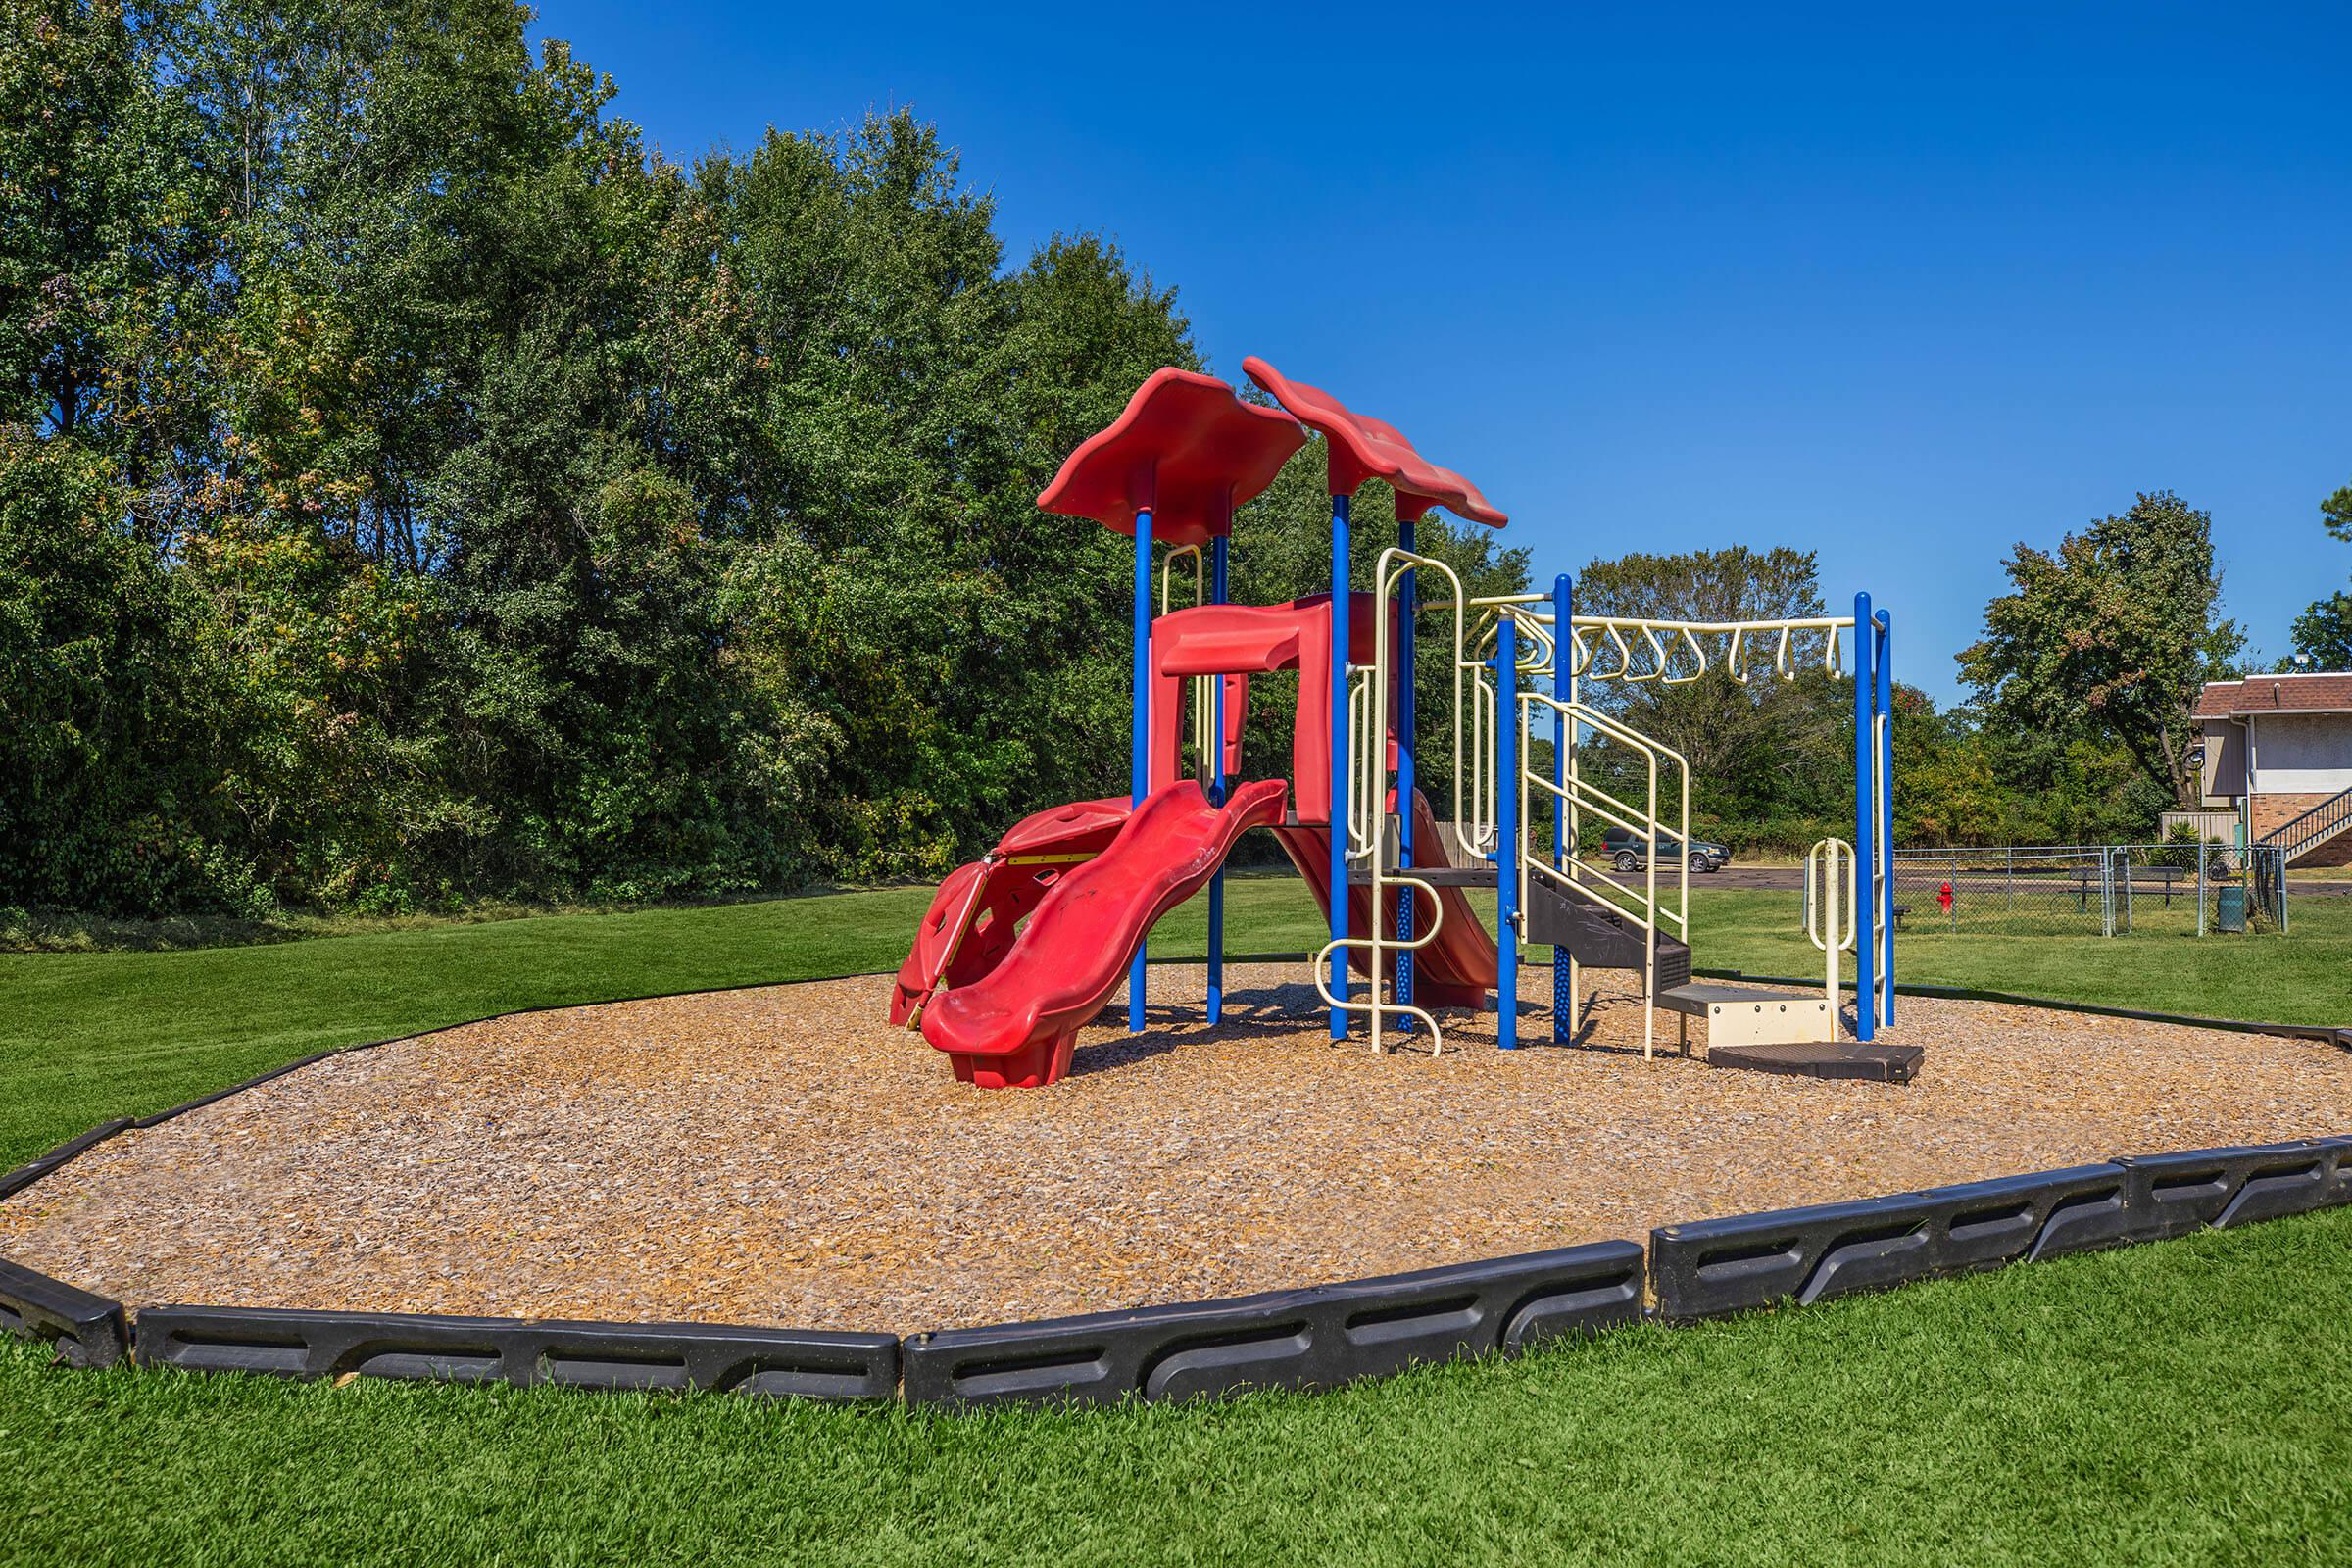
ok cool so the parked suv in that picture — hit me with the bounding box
[1601,825,1729,873]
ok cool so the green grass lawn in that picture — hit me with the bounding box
[2,875,2349,1565]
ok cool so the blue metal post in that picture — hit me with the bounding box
[1394,516,1416,1033]
[1852,591,1876,1042]
[1551,573,1572,1042]
[1207,534,1229,1027]
[1875,609,1893,1028]
[1328,493,1351,1039]
[1496,614,1520,1049]
[1128,509,1152,1034]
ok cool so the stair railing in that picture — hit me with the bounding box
[2258,782,2352,862]
[1313,545,1473,1056]
[1517,692,1690,1059]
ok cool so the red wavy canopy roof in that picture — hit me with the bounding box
[1242,356,1507,527]
[1035,368,1306,547]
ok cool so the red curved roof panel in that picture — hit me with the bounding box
[1241,356,1507,527]
[1035,368,1306,548]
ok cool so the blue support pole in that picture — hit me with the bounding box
[1852,591,1876,1043]
[1551,572,1573,1042]
[1496,614,1520,1049]
[1328,493,1351,1039]
[1128,508,1153,1034]
[1394,516,1416,1033]
[1208,534,1229,1027]
[1875,609,1894,1028]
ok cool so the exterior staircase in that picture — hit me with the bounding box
[2259,784,2352,867]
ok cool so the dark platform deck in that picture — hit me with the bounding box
[1708,1040,1926,1084]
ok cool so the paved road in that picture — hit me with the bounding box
[1567,860,1804,892]
[1603,861,2352,899]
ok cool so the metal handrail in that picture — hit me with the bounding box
[1518,690,1690,1060]
[1805,838,1857,1029]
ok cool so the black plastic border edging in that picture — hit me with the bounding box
[1649,1163,2135,1323]
[0,1255,129,1367]
[902,1241,1644,1410]
[1650,1137,2352,1324]
[133,1306,899,1399]
[0,1118,134,1200]
[1693,968,2350,1048]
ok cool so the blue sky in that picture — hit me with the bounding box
[530,3,2350,703]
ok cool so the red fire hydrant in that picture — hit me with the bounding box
[1937,880,1954,915]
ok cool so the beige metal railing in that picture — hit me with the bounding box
[1316,547,1471,1055]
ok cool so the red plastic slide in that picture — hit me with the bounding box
[888,797,1131,1027]
[1273,790,1496,1011]
[921,778,1288,1089]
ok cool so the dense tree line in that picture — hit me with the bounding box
[0,0,1521,918]
[0,3,2282,924]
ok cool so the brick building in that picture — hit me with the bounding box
[2189,672,2352,866]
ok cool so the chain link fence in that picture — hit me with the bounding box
[1885,845,2288,938]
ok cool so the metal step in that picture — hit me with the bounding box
[1524,884,1690,990]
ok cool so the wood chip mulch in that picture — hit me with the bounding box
[2,964,2346,1334]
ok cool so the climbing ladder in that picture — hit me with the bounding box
[1314,546,1475,1054]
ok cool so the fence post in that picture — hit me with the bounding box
[2196,841,2206,938]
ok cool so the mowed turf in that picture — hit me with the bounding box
[7,876,2344,1165]
[2,877,2348,1565]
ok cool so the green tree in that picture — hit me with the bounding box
[1960,492,2242,812]
[1570,546,1848,842]
[2289,481,2352,668]
[0,0,213,467]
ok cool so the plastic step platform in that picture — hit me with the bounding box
[1659,982,1838,1051]
[1706,1040,1925,1083]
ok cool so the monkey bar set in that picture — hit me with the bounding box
[889,360,1903,1086]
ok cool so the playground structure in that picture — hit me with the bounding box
[890,361,1901,1086]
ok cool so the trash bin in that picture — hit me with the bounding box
[2216,883,2246,933]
